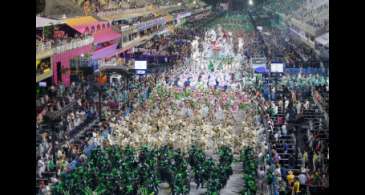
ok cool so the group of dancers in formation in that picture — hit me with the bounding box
[112,26,265,155]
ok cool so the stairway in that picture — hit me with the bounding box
[271,104,302,171]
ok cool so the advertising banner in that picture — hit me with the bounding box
[135,18,166,31]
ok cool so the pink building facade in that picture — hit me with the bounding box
[52,44,92,86]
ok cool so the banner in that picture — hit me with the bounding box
[135,17,166,31]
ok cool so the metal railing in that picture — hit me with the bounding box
[53,36,94,54]
[97,7,149,18]
[36,36,94,56]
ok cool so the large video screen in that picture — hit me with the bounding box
[271,63,284,73]
[134,61,147,70]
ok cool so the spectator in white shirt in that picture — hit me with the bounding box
[298,171,308,193]
[304,100,310,110]
[258,167,266,192]
[274,164,282,178]
[274,131,280,143]
[285,98,290,111]
[281,123,287,136]
[296,101,302,114]
[37,158,46,178]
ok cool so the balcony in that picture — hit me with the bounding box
[36,36,94,59]
[132,17,167,32]
[36,42,53,60]
[97,7,151,21]
[53,36,94,54]
[122,32,158,51]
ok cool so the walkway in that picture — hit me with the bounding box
[158,161,244,195]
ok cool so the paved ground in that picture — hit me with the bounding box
[219,162,244,195]
[158,162,244,195]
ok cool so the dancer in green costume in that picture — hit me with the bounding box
[208,61,214,72]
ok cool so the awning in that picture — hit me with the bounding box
[93,31,121,44]
[36,16,64,28]
[92,44,120,60]
[64,16,99,27]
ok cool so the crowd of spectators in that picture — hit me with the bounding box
[261,27,321,69]
[264,0,328,32]
[264,0,305,15]
[292,0,329,31]
[36,82,98,194]
[257,73,329,194]
[279,74,328,91]
[36,64,174,194]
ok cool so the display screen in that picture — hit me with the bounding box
[134,61,147,70]
[39,82,47,87]
[271,63,284,73]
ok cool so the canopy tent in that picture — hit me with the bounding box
[36,16,64,28]
[315,32,329,47]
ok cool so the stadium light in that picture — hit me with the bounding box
[249,0,254,6]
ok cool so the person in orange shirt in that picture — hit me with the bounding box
[287,170,295,186]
